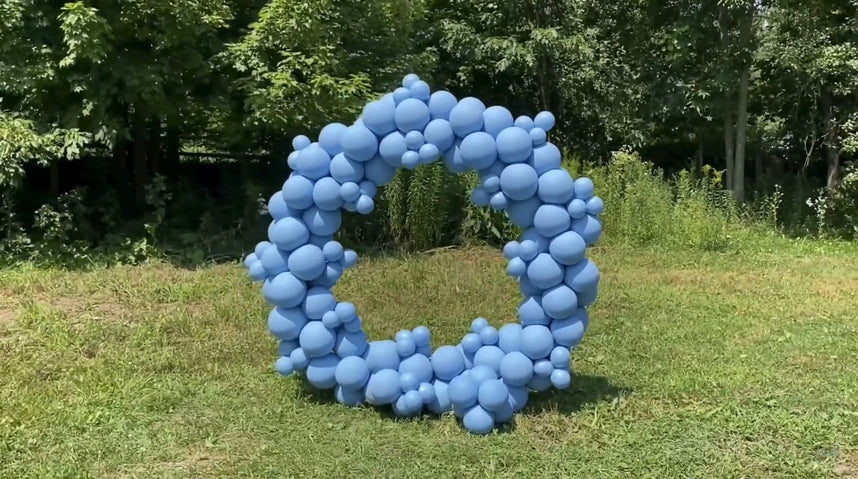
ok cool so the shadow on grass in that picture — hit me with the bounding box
[293,372,628,434]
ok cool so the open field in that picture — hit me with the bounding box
[1,240,857,478]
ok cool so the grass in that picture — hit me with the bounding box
[1,237,857,478]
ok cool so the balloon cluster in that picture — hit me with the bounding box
[243,73,603,434]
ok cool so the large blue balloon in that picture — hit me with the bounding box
[245,73,602,435]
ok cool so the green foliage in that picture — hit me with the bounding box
[0,113,89,187]
[808,163,858,239]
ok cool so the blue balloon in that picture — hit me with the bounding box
[268,307,307,340]
[248,261,267,281]
[419,143,440,163]
[506,195,542,227]
[514,115,535,131]
[277,340,299,362]
[287,151,299,170]
[473,345,505,373]
[587,196,605,215]
[322,310,340,329]
[404,389,424,411]
[362,100,397,136]
[431,345,465,380]
[482,174,500,192]
[462,405,495,434]
[498,323,523,353]
[550,346,571,369]
[461,333,482,354]
[428,91,458,120]
[287,244,325,281]
[364,156,396,186]
[530,127,547,146]
[335,385,365,406]
[302,207,341,236]
[534,359,553,377]
[418,382,435,403]
[448,375,478,408]
[499,351,534,386]
[503,241,520,259]
[329,153,365,184]
[396,337,416,357]
[263,273,306,308]
[549,231,586,265]
[290,347,309,371]
[459,131,497,170]
[500,163,539,201]
[399,354,433,383]
[311,263,343,288]
[303,287,336,319]
[567,198,587,219]
[405,130,425,150]
[574,177,595,200]
[531,143,562,175]
[423,119,455,152]
[401,150,420,169]
[393,87,411,104]
[319,123,348,156]
[489,191,508,210]
[449,97,486,137]
[427,379,451,413]
[365,340,401,372]
[335,302,357,322]
[565,259,600,293]
[526,253,564,289]
[478,379,509,411]
[379,131,408,167]
[471,187,491,207]
[533,204,572,238]
[365,369,401,405]
[335,330,369,357]
[527,374,553,392]
[409,80,431,102]
[506,257,526,277]
[578,285,599,307]
[521,325,554,360]
[518,296,550,326]
[282,175,315,210]
[341,125,378,162]
[395,98,431,132]
[483,106,514,137]
[312,177,344,211]
[442,142,468,173]
[342,249,358,268]
[471,317,489,334]
[537,169,575,204]
[518,239,539,261]
[402,73,420,88]
[322,240,344,262]
[275,355,294,376]
[300,321,336,358]
[550,369,571,389]
[260,245,289,276]
[294,144,332,180]
[534,111,556,131]
[267,191,293,220]
[339,181,361,202]
[399,372,419,391]
[479,326,499,345]
[541,285,579,319]
[359,180,377,197]
[496,127,533,164]
[306,354,338,389]
[571,215,603,245]
[343,316,363,333]
[293,135,311,150]
[550,309,589,347]
[508,384,528,411]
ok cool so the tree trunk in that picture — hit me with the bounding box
[719,5,735,192]
[132,109,149,210]
[820,86,841,188]
[732,8,754,203]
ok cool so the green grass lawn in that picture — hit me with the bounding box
[1,240,857,478]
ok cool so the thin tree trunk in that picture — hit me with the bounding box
[732,8,753,203]
[132,109,149,210]
[719,5,735,192]
[820,86,841,188]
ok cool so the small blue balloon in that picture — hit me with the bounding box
[498,323,523,353]
[401,150,420,169]
[290,347,309,371]
[567,198,587,219]
[473,345,505,373]
[340,181,361,202]
[471,317,489,334]
[402,73,420,88]
[463,405,495,434]
[393,87,411,104]
[335,301,357,322]
[469,365,497,384]
[448,375,478,408]
[496,127,533,164]
[482,106,514,137]
[419,143,440,163]
[500,163,539,201]
[409,80,431,102]
[459,131,497,170]
[254,241,269,258]
[335,330,369,357]
[335,385,365,406]
[311,263,342,288]
[365,340,401,372]
[503,240,520,259]
[405,130,425,150]
[571,215,603,245]
[282,175,315,210]
[506,257,526,278]
[268,307,307,340]
[268,217,310,251]
[529,127,547,146]
[514,115,535,131]
[550,309,589,347]
[461,333,482,354]
[534,359,553,377]
[531,142,562,175]
[526,253,565,289]
[263,273,307,308]
[418,382,435,403]
[499,351,534,386]
[294,144,332,180]
[267,191,291,220]
[478,379,509,412]
[287,151,299,170]
[471,187,491,207]
[550,346,571,369]
[427,379,451,413]
[506,195,542,227]
[587,196,605,215]
[533,204,571,238]
[431,345,465,380]
[411,326,431,346]
[322,240,344,262]
[541,284,579,319]
[423,118,455,152]
[549,231,586,265]
[362,100,397,136]
[404,389,423,409]
[538,169,575,205]
[479,326,499,345]
[482,174,500,192]
[364,156,396,186]
[312,177,344,211]
[341,125,378,162]
[564,258,600,293]
[521,325,554,360]
[342,249,358,268]
[319,123,348,156]
[335,356,370,389]
[379,131,408,167]
[293,135,311,150]
[518,296,550,326]
[303,287,336,320]
[574,177,595,200]
[399,354,433,383]
[442,143,468,174]
[248,261,267,281]
[275,355,294,376]
[365,369,401,405]
[396,337,416,357]
[518,239,539,261]
[489,191,508,210]
[303,206,341,236]
[449,97,486,137]
[550,369,571,389]
[527,373,553,392]
[399,372,419,391]
[395,98,431,132]
[260,245,289,276]
[534,111,556,131]
[288,244,326,281]
[322,310,340,329]
[306,354,339,389]
[428,91,458,120]
[329,153,365,184]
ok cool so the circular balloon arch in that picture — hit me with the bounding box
[243,73,603,434]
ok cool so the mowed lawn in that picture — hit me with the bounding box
[1,241,857,478]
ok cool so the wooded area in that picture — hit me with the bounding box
[1,0,856,265]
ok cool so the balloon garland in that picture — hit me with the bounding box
[243,74,603,434]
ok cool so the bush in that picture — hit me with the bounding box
[808,163,858,239]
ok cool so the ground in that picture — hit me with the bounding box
[1,240,856,478]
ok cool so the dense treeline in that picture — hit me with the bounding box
[1,0,856,266]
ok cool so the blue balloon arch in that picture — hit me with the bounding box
[243,73,603,434]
